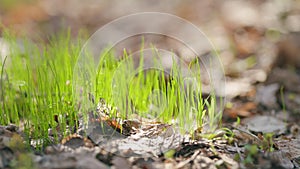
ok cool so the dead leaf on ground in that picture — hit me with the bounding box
[268,151,294,169]
[112,156,131,169]
[255,84,280,109]
[225,101,257,118]
[276,32,300,68]
[276,138,300,162]
[267,68,300,93]
[243,115,286,135]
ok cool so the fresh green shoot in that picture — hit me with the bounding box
[280,86,287,122]
[237,133,275,165]
[164,149,176,159]
[0,30,223,149]
[221,127,235,144]
[260,132,275,152]
[243,144,259,165]
[95,47,218,134]
[1,30,80,149]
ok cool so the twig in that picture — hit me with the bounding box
[176,150,200,169]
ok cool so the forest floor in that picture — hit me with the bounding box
[1,0,300,168]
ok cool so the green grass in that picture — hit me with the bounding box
[1,30,80,147]
[97,49,206,130]
[0,30,222,148]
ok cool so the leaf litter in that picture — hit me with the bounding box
[1,0,300,168]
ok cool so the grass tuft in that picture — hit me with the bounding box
[0,31,222,148]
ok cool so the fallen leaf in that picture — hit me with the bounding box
[268,151,294,169]
[112,156,131,169]
[244,115,286,135]
[255,84,280,109]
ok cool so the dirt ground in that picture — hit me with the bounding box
[1,0,300,168]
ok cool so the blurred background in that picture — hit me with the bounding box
[1,0,300,117]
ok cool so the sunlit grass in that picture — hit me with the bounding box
[95,48,211,134]
[0,30,222,149]
[1,30,80,148]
